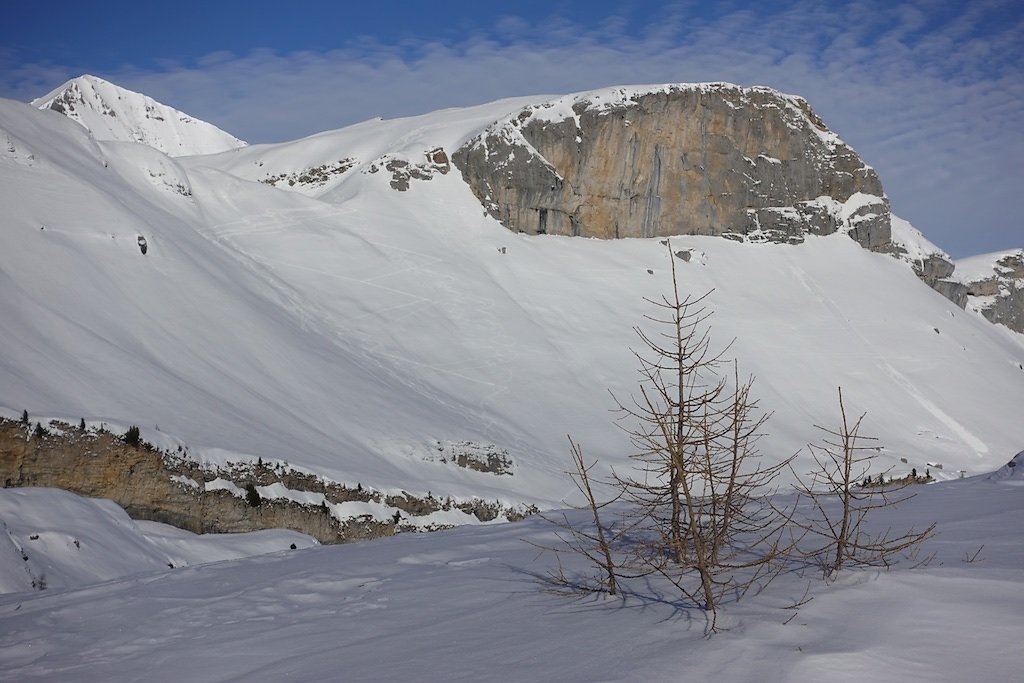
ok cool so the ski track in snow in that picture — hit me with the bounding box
[878,363,988,455]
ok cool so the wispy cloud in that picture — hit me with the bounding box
[1,1,1020,257]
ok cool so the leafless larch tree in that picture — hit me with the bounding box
[609,245,795,629]
[791,388,935,577]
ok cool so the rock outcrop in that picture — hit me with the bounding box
[954,250,1024,334]
[0,419,533,544]
[888,216,970,308]
[453,84,891,250]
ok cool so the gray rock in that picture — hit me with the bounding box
[930,280,969,309]
[453,84,891,250]
[957,251,1024,334]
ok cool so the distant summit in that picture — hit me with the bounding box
[32,75,246,157]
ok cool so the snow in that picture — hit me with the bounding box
[0,473,1022,681]
[186,94,545,199]
[890,214,950,262]
[2,78,1023,680]
[954,248,1024,284]
[32,75,246,157]
[0,487,314,594]
[204,478,243,496]
[169,474,199,490]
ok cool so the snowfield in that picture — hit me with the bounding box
[1,462,1023,682]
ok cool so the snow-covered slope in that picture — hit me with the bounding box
[2,86,1023,516]
[32,75,246,156]
[183,93,546,199]
[0,469,1022,682]
[954,249,1023,284]
[890,214,950,264]
[0,487,314,594]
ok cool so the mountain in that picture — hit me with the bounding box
[2,78,1023,683]
[31,75,246,156]
[1,81,1023,529]
[195,83,963,299]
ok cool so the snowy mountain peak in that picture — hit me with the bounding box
[32,75,246,157]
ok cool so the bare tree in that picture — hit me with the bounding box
[792,388,935,577]
[610,245,795,629]
[538,244,796,630]
[533,437,622,596]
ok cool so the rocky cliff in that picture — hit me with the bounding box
[954,250,1024,334]
[0,419,532,544]
[453,84,891,250]
[888,216,969,308]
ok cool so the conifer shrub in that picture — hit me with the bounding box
[124,425,141,448]
[245,483,261,507]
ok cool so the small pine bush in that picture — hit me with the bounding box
[124,425,140,447]
[245,483,261,507]
[33,422,46,439]
[21,409,29,425]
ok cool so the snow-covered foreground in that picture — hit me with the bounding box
[1,462,1022,683]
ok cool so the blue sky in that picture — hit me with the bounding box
[2,0,1021,258]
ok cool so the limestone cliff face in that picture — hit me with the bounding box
[0,419,530,544]
[453,84,891,249]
